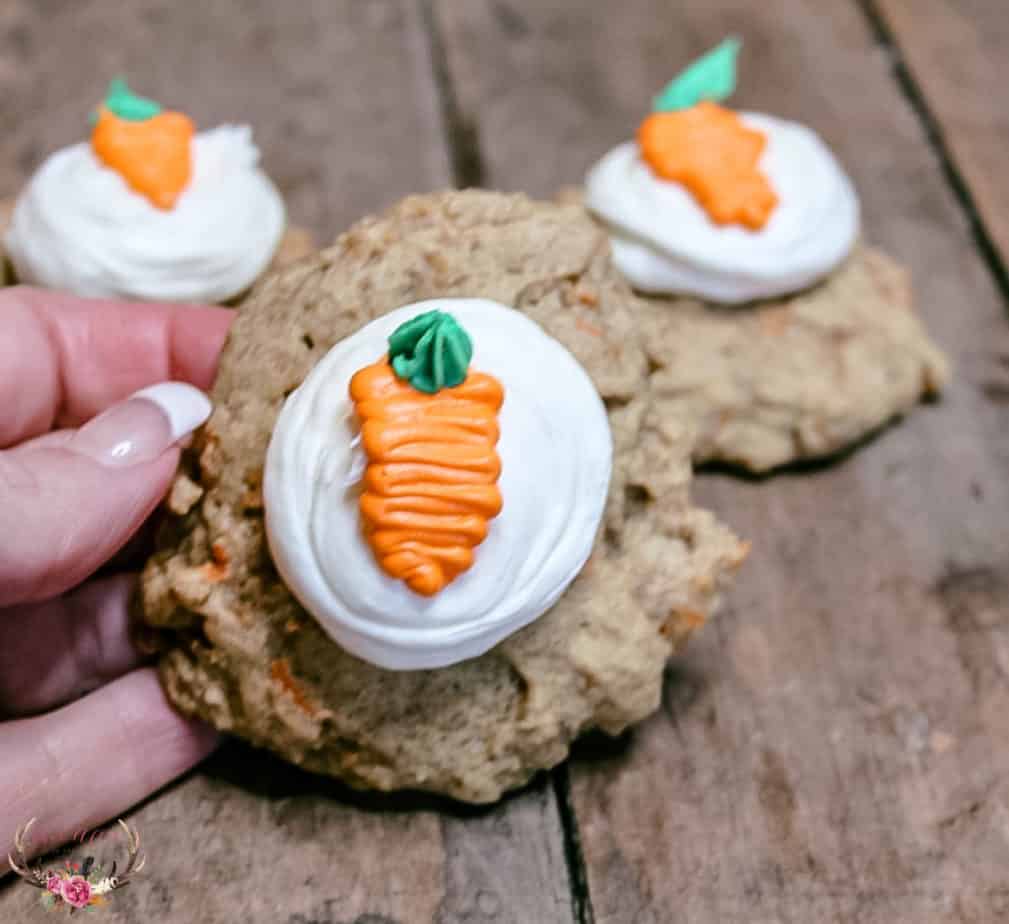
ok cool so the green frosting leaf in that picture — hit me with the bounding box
[388,310,473,394]
[102,78,162,121]
[652,37,741,112]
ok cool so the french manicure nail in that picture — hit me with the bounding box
[69,382,212,468]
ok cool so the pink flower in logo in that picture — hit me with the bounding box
[45,873,62,895]
[60,875,91,908]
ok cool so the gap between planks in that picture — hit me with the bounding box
[857,0,1009,304]
[419,0,486,188]
[419,2,595,920]
[422,3,592,920]
[553,766,596,924]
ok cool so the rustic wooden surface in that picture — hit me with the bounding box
[2,1,1008,922]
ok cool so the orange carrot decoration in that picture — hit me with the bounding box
[348,311,504,596]
[643,39,777,230]
[90,79,194,210]
[638,101,778,230]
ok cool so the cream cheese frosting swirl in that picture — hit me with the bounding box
[586,112,860,303]
[264,298,613,671]
[5,125,285,302]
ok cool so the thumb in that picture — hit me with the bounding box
[0,383,211,606]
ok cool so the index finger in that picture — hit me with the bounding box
[0,286,233,447]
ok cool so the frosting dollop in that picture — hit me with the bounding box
[585,112,859,303]
[5,125,285,302]
[264,298,613,671]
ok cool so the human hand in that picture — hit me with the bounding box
[0,287,233,867]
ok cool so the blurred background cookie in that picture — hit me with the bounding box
[2,79,314,303]
[583,41,948,470]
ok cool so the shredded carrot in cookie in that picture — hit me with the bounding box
[349,361,504,596]
[270,659,318,716]
[200,540,231,583]
[638,101,778,230]
[91,106,194,210]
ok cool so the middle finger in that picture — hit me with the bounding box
[0,574,151,718]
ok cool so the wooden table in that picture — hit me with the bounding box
[2,1,1007,921]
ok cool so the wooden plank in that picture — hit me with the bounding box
[0,2,576,922]
[3,742,575,922]
[875,0,1009,279]
[435,0,1009,921]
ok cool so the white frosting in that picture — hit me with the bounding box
[264,298,613,671]
[5,125,285,303]
[585,112,859,303]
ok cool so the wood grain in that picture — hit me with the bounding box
[435,0,1009,920]
[2,744,575,923]
[875,0,1009,278]
[0,3,575,922]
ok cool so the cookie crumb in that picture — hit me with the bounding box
[167,474,203,515]
[201,540,231,582]
[242,467,264,511]
[270,658,319,717]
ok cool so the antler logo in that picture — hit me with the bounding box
[8,818,146,912]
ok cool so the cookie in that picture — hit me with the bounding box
[140,190,748,803]
[635,245,948,471]
[6,79,289,303]
[578,39,948,472]
[559,187,948,471]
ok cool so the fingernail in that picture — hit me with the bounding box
[69,382,212,468]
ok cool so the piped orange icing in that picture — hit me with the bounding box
[349,360,504,596]
[91,107,194,210]
[638,101,778,230]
